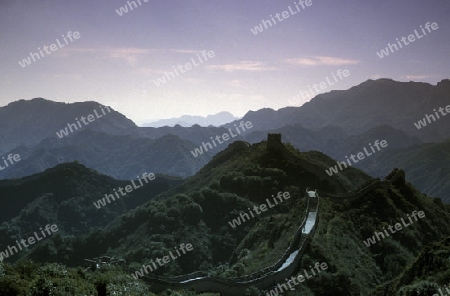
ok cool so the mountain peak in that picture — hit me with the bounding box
[436,78,450,90]
[144,111,237,127]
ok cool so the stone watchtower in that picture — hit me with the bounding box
[267,133,282,152]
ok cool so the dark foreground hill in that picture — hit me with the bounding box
[376,235,450,295]
[0,162,183,263]
[0,137,449,295]
[244,124,450,201]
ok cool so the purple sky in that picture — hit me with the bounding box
[1,0,449,123]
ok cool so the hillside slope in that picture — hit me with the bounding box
[3,137,448,295]
[365,139,450,203]
[0,162,183,264]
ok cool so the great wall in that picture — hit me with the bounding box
[123,135,407,295]
[135,192,319,295]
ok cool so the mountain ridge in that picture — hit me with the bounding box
[143,111,237,127]
[1,78,449,202]
[225,78,450,141]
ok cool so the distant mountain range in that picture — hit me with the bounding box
[0,98,136,155]
[226,78,450,142]
[0,78,449,200]
[142,111,237,127]
[0,130,209,179]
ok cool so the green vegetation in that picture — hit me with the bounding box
[0,139,449,295]
[376,235,450,295]
[0,260,152,295]
[367,139,450,203]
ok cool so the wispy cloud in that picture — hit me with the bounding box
[405,75,429,80]
[52,47,203,65]
[223,80,244,87]
[52,47,151,65]
[282,56,360,66]
[137,67,166,76]
[207,61,277,72]
[107,48,153,65]
[168,49,204,54]
[52,47,97,58]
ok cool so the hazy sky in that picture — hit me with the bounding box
[1,0,449,123]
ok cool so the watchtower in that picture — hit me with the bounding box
[267,133,282,151]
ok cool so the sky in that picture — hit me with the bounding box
[0,0,449,124]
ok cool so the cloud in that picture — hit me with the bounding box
[106,48,155,65]
[52,47,97,58]
[168,49,203,54]
[137,67,166,76]
[405,75,428,80]
[282,56,360,66]
[102,48,156,66]
[223,80,244,87]
[52,47,203,66]
[207,61,277,72]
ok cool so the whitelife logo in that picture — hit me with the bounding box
[363,210,425,247]
[56,105,111,139]
[0,224,58,262]
[433,282,450,296]
[131,243,193,279]
[228,192,290,228]
[18,31,81,68]
[0,153,21,171]
[265,262,328,295]
[250,0,313,35]
[414,104,450,129]
[152,50,215,86]
[93,172,155,209]
[190,121,253,158]
[376,22,439,59]
[325,140,388,177]
[115,0,149,16]
[290,69,350,104]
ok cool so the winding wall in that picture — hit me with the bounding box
[128,195,319,295]
[126,139,404,295]
[326,168,404,202]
